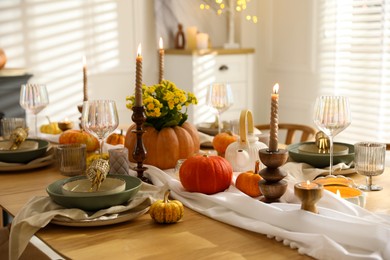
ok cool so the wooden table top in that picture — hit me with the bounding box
[0,164,389,259]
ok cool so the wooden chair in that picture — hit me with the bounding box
[255,123,317,145]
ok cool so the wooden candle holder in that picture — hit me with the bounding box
[258,148,288,203]
[131,106,150,183]
[294,182,323,213]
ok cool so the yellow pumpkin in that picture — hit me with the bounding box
[125,122,200,169]
[106,129,125,145]
[149,190,184,224]
[40,117,62,135]
[59,129,100,152]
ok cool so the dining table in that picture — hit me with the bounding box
[0,159,390,259]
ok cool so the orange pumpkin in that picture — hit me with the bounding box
[59,129,100,152]
[212,131,238,156]
[106,129,125,145]
[0,49,6,69]
[235,161,262,197]
[125,122,200,170]
[179,154,233,195]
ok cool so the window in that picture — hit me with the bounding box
[319,0,390,144]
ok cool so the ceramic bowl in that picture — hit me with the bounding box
[0,139,49,163]
[47,175,142,211]
[287,142,355,168]
[62,176,126,197]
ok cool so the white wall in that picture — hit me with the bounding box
[0,0,319,132]
[242,0,319,129]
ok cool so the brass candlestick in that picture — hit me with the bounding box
[258,149,288,203]
[294,182,323,213]
[131,106,150,183]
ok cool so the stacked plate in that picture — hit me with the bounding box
[46,175,142,211]
[0,138,50,164]
[287,142,355,168]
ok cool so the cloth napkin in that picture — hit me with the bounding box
[9,181,166,260]
[140,163,390,260]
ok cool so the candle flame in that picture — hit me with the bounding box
[137,43,142,57]
[82,56,86,67]
[159,37,163,49]
[273,83,279,94]
[336,189,341,197]
[306,180,310,185]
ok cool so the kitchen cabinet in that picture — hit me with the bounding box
[165,48,254,126]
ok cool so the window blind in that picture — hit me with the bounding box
[319,0,390,144]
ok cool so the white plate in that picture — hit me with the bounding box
[51,206,149,227]
[62,177,126,197]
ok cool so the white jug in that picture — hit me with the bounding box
[225,109,268,172]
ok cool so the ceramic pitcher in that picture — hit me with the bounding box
[225,109,268,172]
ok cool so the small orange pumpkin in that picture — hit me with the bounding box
[59,129,100,152]
[212,131,238,156]
[235,161,262,197]
[179,154,233,195]
[0,49,6,69]
[106,129,125,145]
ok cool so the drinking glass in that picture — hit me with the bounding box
[19,84,49,137]
[313,96,351,175]
[354,142,386,191]
[206,83,234,133]
[81,100,119,155]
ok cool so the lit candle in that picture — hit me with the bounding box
[294,180,323,213]
[268,83,279,152]
[82,56,88,102]
[297,180,321,189]
[58,118,74,131]
[324,185,365,207]
[135,44,143,107]
[158,37,164,83]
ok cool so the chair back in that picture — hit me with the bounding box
[255,123,316,145]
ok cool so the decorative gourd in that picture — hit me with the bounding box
[212,131,238,157]
[149,190,184,224]
[40,116,62,134]
[59,129,100,152]
[125,122,200,170]
[235,160,263,197]
[106,129,125,145]
[179,154,233,195]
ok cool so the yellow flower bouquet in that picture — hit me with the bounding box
[126,80,197,130]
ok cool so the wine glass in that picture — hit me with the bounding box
[206,83,234,133]
[313,96,351,175]
[81,100,119,155]
[19,84,49,137]
[354,142,386,191]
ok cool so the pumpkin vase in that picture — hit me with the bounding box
[125,122,200,170]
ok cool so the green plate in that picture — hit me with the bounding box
[287,142,355,168]
[0,139,49,163]
[46,175,142,211]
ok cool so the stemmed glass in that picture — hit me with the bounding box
[206,83,234,133]
[313,96,351,175]
[81,100,119,155]
[19,84,49,137]
[354,142,386,191]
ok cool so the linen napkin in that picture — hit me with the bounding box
[140,164,390,260]
[9,181,166,260]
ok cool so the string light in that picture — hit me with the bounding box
[199,0,257,24]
